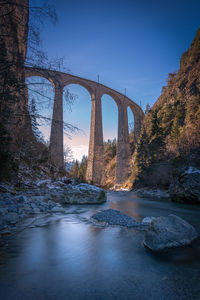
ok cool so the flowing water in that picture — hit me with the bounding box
[0,191,200,300]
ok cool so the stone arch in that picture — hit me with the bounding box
[126,101,143,142]
[62,80,95,99]
[100,91,131,185]
[62,83,93,162]
[101,93,119,139]
[24,66,145,185]
[25,70,55,87]
[25,73,55,108]
[100,91,122,109]
[101,93,119,183]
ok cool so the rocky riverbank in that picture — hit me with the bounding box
[130,166,200,204]
[0,179,106,238]
[92,208,199,251]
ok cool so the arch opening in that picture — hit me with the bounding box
[63,80,94,97]
[63,84,92,169]
[25,70,55,87]
[101,94,118,187]
[25,76,54,144]
[127,105,135,154]
[127,106,134,134]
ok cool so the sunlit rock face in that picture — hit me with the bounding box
[143,214,198,251]
[132,29,200,190]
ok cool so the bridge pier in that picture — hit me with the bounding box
[49,81,64,168]
[115,103,131,185]
[86,90,104,185]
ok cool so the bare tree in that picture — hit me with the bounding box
[0,0,78,178]
[0,0,78,149]
[63,144,74,163]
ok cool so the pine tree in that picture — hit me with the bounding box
[70,160,80,179]
[145,104,151,115]
[29,98,44,141]
[151,110,163,137]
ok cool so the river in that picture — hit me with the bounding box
[0,191,200,300]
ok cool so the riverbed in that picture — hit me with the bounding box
[0,191,200,300]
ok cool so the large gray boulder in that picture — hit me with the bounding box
[169,167,200,203]
[3,212,19,225]
[53,183,106,204]
[143,214,198,251]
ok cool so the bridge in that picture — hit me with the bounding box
[25,67,144,185]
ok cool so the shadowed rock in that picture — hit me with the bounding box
[143,214,198,251]
[63,184,106,204]
[170,167,200,204]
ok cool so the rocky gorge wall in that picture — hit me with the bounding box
[0,1,50,181]
[127,28,200,202]
[0,0,31,144]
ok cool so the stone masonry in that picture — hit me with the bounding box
[25,67,144,185]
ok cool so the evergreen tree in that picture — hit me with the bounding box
[77,155,88,182]
[70,156,88,182]
[145,104,151,115]
[29,98,44,141]
[151,110,163,137]
[170,117,180,140]
[104,138,117,164]
[70,160,79,179]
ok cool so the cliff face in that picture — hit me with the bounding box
[0,1,47,181]
[131,28,200,188]
[0,0,30,149]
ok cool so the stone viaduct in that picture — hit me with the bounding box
[25,67,144,186]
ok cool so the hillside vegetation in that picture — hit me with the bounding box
[130,28,200,188]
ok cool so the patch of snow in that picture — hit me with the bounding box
[185,166,200,175]
[142,217,156,224]
[114,187,131,192]
[75,183,103,192]
[35,179,52,187]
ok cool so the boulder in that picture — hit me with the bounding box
[51,206,65,212]
[92,208,137,227]
[169,167,200,203]
[48,183,106,204]
[3,212,19,225]
[15,195,27,203]
[62,184,106,204]
[143,214,198,251]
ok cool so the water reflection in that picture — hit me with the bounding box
[0,192,200,300]
[111,199,140,221]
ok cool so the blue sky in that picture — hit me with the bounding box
[28,0,200,160]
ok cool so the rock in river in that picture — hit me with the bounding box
[55,183,106,204]
[92,208,137,227]
[143,214,198,251]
